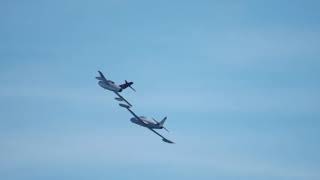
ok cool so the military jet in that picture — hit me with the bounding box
[96,71,135,106]
[119,103,174,144]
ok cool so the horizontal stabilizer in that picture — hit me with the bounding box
[119,103,130,109]
[162,138,174,144]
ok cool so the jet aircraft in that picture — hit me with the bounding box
[96,71,135,106]
[119,103,174,144]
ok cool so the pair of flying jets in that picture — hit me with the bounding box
[96,71,174,144]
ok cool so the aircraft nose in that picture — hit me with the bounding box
[130,117,135,122]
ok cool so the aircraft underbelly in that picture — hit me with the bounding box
[130,118,159,129]
[98,81,120,92]
[131,118,148,127]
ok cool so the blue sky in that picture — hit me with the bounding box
[1,0,320,179]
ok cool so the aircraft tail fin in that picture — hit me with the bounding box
[159,117,167,126]
[96,71,107,81]
[119,80,135,92]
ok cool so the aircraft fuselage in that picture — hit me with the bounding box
[98,80,122,92]
[130,117,162,129]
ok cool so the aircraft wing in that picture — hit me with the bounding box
[148,128,175,144]
[119,103,144,124]
[114,92,132,107]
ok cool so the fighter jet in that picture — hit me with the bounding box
[119,103,174,144]
[96,71,135,106]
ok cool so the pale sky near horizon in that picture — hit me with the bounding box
[1,1,320,180]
